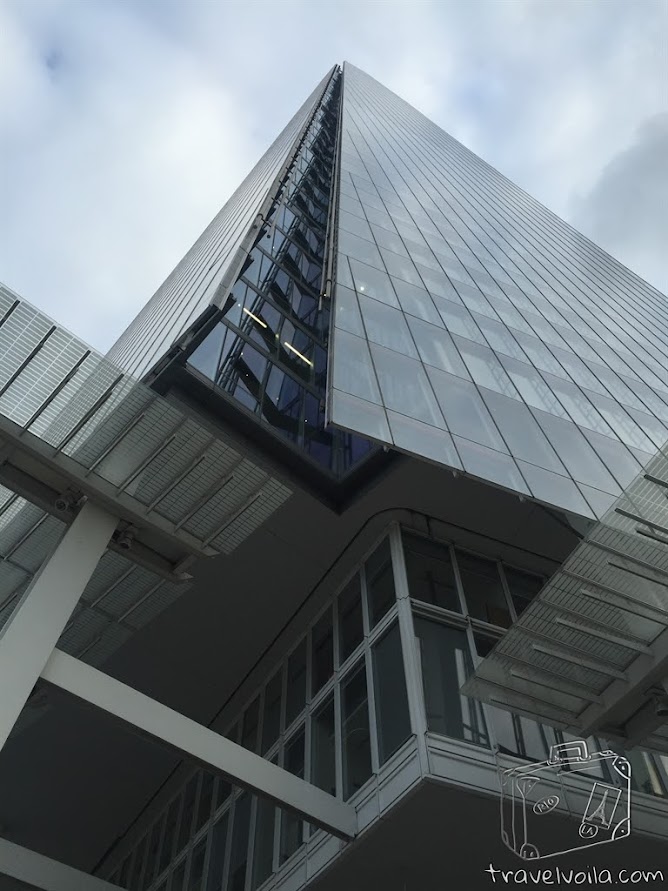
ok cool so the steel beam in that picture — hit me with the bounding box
[0,836,120,891]
[41,648,357,840]
[0,499,117,752]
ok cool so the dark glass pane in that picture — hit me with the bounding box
[195,772,215,833]
[456,551,512,627]
[144,815,164,887]
[280,730,305,863]
[241,697,260,753]
[366,537,396,628]
[229,794,252,891]
[285,639,307,726]
[372,623,411,763]
[177,774,198,854]
[158,797,180,874]
[171,858,187,891]
[188,840,207,891]
[342,662,372,798]
[215,776,231,811]
[312,608,333,694]
[205,814,228,891]
[414,617,489,746]
[252,795,276,889]
[128,836,147,890]
[338,573,363,663]
[504,566,544,617]
[311,696,336,795]
[403,533,460,612]
[261,671,283,754]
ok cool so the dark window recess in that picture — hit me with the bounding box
[312,609,334,694]
[228,794,252,891]
[504,566,544,617]
[456,551,512,627]
[311,695,336,795]
[373,622,412,763]
[414,617,489,747]
[338,573,364,663]
[403,533,460,612]
[285,639,307,726]
[280,730,305,862]
[261,670,283,754]
[342,662,373,798]
[366,537,396,628]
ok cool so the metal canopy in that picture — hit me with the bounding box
[463,437,668,754]
[0,284,291,674]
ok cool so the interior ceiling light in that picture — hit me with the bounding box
[242,308,267,328]
[283,342,313,366]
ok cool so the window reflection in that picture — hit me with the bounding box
[342,662,373,798]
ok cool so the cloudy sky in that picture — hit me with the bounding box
[1,0,666,352]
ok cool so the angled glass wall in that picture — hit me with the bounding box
[329,62,668,520]
[103,523,668,891]
[183,68,372,477]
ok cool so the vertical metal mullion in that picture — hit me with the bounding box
[498,562,518,623]
[390,524,429,773]
[364,639,381,776]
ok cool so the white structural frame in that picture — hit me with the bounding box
[0,495,357,888]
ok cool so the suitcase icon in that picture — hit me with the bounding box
[499,740,631,860]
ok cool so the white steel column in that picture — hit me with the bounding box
[0,836,121,891]
[0,499,117,752]
[42,648,357,840]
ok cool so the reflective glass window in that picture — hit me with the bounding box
[229,794,251,891]
[427,368,507,452]
[504,566,543,617]
[414,618,489,746]
[312,608,334,695]
[387,411,462,469]
[342,662,373,798]
[188,840,207,891]
[285,639,307,727]
[371,342,444,427]
[332,329,381,403]
[280,730,305,862]
[348,258,399,306]
[339,229,383,268]
[311,695,336,795]
[333,284,364,336]
[358,294,418,357]
[403,533,460,611]
[456,551,512,627]
[482,388,566,474]
[373,622,412,763]
[252,795,276,890]
[261,671,283,754]
[391,278,443,325]
[452,336,518,397]
[338,573,364,663]
[365,537,396,628]
[408,317,470,378]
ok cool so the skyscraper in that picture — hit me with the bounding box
[1,62,667,891]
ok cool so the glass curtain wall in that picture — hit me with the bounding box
[106,525,668,890]
[184,67,372,477]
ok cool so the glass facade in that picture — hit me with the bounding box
[330,63,668,519]
[106,524,668,890]
[180,67,372,477]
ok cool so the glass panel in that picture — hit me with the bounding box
[370,342,444,427]
[311,695,336,795]
[205,814,228,891]
[177,774,199,854]
[188,840,207,891]
[331,329,381,403]
[387,410,462,469]
[195,773,214,834]
[158,797,180,875]
[342,662,373,798]
[453,336,518,397]
[414,617,489,746]
[482,388,567,474]
[285,639,307,727]
[241,697,260,753]
[228,793,252,891]
[280,730,305,863]
[261,671,283,754]
[391,277,442,325]
[365,537,396,628]
[358,294,418,358]
[171,859,187,891]
[407,317,470,379]
[338,573,364,663]
[129,836,147,891]
[333,284,365,337]
[330,389,391,441]
[456,551,512,627]
[144,816,164,888]
[504,566,544,617]
[251,796,276,890]
[427,368,507,452]
[403,533,460,611]
[372,622,412,763]
[312,608,334,695]
[348,257,399,305]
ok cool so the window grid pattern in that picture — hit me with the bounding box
[183,68,372,476]
[106,534,410,891]
[402,528,668,797]
[330,62,668,520]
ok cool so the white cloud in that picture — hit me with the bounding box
[0,0,666,355]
